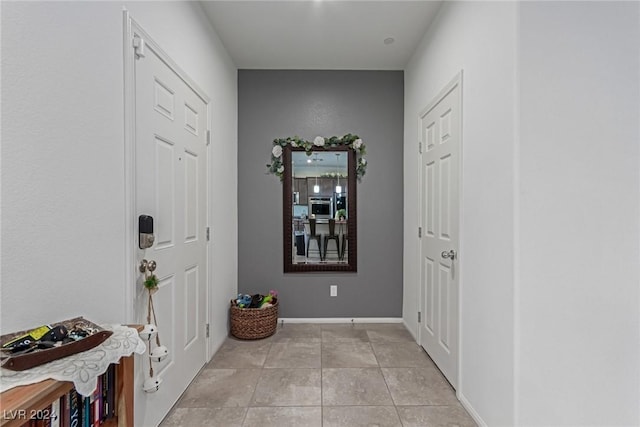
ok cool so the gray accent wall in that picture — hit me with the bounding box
[238,70,403,318]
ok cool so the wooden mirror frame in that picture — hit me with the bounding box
[283,145,357,272]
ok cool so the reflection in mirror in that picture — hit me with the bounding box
[283,146,357,272]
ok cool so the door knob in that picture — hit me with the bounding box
[139,259,157,273]
[441,250,456,260]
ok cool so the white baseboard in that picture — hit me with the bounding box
[278,317,403,324]
[458,392,487,427]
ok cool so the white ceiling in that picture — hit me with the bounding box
[200,1,443,70]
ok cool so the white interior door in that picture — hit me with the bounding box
[133,27,209,424]
[419,74,461,388]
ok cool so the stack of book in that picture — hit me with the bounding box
[21,364,117,427]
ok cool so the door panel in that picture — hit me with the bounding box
[425,257,435,334]
[419,76,461,388]
[184,151,198,242]
[155,137,176,249]
[438,263,450,351]
[154,275,176,377]
[439,154,451,239]
[184,265,199,348]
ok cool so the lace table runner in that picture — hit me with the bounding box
[0,324,146,396]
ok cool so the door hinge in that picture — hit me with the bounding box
[419,142,422,154]
[133,35,146,59]
[418,312,421,323]
[206,323,210,338]
[206,227,210,241]
[418,227,422,238]
[206,130,211,146]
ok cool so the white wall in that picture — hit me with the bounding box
[406,1,640,426]
[1,1,237,424]
[403,2,518,426]
[2,1,130,331]
[517,2,640,425]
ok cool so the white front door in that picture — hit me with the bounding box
[419,74,461,388]
[132,24,209,425]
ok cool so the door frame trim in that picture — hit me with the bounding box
[123,10,212,359]
[417,70,463,392]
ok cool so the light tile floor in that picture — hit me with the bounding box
[160,323,477,427]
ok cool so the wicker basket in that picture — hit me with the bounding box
[230,300,278,340]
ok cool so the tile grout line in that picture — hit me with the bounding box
[371,332,406,426]
[241,339,273,426]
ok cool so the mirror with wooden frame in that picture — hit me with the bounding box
[283,145,357,272]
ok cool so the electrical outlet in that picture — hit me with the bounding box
[330,285,338,297]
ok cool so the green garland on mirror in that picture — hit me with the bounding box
[266,134,367,181]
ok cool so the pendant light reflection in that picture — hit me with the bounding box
[335,153,342,194]
[313,153,320,193]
